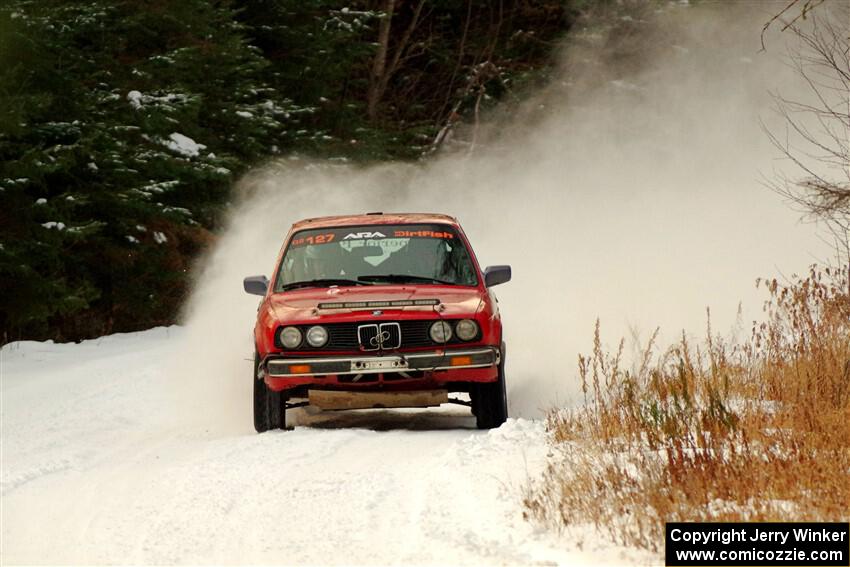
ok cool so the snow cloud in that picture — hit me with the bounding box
[175,2,831,429]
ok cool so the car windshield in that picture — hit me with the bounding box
[275,224,478,291]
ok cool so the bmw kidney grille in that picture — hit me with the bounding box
[357,322,402,351]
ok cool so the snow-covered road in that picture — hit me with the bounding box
[1,328,648,565]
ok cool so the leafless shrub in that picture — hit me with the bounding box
[524,265,850,554]
[762,2,850,262]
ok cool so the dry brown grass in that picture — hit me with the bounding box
[523,265,850,552]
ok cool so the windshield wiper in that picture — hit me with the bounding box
[280,278,370,291]
[358,274,458,285]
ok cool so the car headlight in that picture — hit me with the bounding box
[429,321,453,343]
[279,326,303,349]
[306,325,329,347]
[455,319,479,341]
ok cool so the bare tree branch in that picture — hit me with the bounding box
[762,1,849,265]
[367,0,396,121]
[760,0,828,51]
[367,0,428,122]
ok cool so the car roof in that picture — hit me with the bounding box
[291,213,460,231]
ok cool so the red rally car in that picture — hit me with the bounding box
[243,212,511,432]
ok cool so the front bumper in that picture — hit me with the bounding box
[264,346,499,378]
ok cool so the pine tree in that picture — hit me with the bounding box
[0,0,315,340]
[0,0,572,342]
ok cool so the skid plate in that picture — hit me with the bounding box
[308,389,448,410]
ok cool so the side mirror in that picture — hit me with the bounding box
[243,275,269,296]
[484,265,511,287]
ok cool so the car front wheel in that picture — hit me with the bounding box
[472,342,508,429]
[253,352,286,432]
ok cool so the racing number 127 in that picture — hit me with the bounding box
[291,233,336,247]
[305,233,335,245]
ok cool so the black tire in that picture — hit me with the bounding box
[473,342,508,429]
[253,352,286,433]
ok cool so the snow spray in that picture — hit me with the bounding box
[172,2,830,431]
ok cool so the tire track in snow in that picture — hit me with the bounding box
[1,328,650,565]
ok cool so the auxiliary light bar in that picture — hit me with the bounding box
[318,299,440,310]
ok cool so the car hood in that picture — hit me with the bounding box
[267,285,484,322]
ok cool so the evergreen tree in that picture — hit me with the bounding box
[0,0,572,342]
[0,0,314,340]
